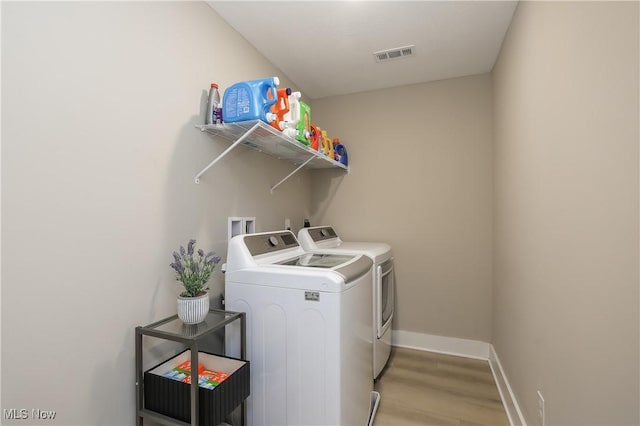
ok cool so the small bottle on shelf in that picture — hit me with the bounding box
[206,83,222,125]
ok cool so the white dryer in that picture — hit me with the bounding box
[298,226,394,379]
[224,230,375,426]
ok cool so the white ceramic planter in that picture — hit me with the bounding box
[177,292,210,324]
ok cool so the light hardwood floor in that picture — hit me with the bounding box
[373,347,510,426]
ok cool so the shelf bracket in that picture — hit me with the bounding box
[270,156,316,194]
[194,123,261,184]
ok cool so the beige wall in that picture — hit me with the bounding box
[492,1,639,425]
[311,74,494,342]
[1,2,312,424]
[3,2,639,425]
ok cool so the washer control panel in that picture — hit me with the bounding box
[245,231,299,256]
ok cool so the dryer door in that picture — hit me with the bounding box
[376,258,395,338]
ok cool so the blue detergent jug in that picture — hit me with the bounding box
[222,77,279,124]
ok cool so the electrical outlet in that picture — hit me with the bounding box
[285,218,291,230]
[537,390,545,426]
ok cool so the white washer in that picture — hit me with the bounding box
[224,230,374,426]
[298,226,394,379]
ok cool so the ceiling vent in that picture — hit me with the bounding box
[373,45,415,63]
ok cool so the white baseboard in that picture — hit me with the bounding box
[391,330,491,360]
[489,345,527,426]
[391,330,526,426]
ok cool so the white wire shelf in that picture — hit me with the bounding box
[194,120,349,192]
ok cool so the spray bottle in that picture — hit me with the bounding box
[281,91,301,138]
[270,88,292,132]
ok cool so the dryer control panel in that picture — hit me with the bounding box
[307,226,338,242]
[244,231,299,256]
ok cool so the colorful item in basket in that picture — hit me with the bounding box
[182,369,230,389]
[163,368,189,381]
[174,360,205,375]
[202,369,230,389]
[162,360,205,382]
[204,369,230,384]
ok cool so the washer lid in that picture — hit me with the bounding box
[277,253,355,268]
[325,241,392,261]
[275,253,372,283]
[298,226,391,263]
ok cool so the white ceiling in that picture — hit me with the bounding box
[208,1,518,100]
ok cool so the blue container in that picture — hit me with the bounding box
[334,144,348,167]
[222,77,279,124]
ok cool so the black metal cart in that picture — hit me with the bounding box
[135,309,247,426]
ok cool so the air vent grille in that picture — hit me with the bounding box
[373,45,415,63]
[376,52,388,61]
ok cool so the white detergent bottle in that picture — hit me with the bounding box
[281,91,301,138]
[205,83,221,125]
